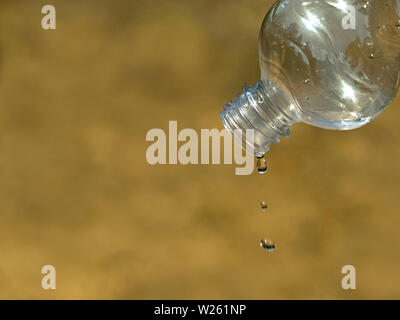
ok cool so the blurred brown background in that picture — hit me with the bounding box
[0,0,399,299]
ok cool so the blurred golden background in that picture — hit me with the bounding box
[0,0,399,299]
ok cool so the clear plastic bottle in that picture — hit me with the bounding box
[221,0,400,155]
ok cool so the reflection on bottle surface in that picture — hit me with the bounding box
[221,0,400,155]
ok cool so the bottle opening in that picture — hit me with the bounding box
[220,81,294,155]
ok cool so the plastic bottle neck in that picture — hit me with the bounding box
[220,80,297,156]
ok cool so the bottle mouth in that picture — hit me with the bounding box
[220,102,268,156]
[220,82,292,156]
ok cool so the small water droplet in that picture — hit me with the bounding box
[260,201,268,212]
[260,239,276,252]
[369,53,375,59]
[304,78,311,85]
[256,155,268,174]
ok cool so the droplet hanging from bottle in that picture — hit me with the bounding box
[260,239,276,252]
[256,154,268,174]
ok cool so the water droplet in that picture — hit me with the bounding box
[304,78,311,85]
[369,53,375,59]
[256,155,268,174]
[260,239,276,252]
[260,201,268,212]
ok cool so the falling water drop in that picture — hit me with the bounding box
[260,201,268,212]
[256,154,268,174]
[260,239,276,252]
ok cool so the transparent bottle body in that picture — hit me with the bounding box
[221,0,400,155]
